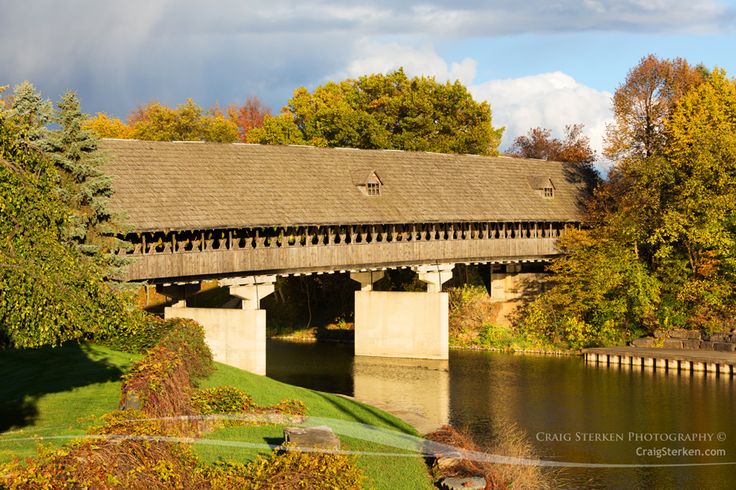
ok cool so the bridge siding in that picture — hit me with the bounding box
[126,236,559,281]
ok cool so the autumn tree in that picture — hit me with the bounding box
[248,69,503,155]
[519,63,736,347]
[509,124,596,166]
[84,113,134,139]
[128,99,239,143]
[228,96,271,141]
[604,54,703,162]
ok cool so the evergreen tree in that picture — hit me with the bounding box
[45,91,126,277]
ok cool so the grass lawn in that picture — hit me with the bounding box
[0,343,140,462]
[1,344,433,489]
[197,363,434,490]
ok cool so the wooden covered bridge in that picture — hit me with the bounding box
[103,139,586,374]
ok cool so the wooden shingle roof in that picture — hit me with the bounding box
[100,139,587,232]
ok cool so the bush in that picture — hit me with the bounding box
[268,399,307,416]
[120,345,194,419]
[448,285,500,345]
[202,451,364,489]
[192,386,254,415]
[157,318,213,382]
[95,313,174,354]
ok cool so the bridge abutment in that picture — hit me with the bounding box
[352,264,453,360]
[164,275,276,375]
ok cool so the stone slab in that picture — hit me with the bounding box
[440,477,487,490]
[283,426,340,450]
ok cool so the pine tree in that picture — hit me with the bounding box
[45,91,126,277]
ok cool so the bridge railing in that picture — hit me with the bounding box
[118,221,575,281]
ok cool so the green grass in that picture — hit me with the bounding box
[0,343,140,461]
[197,362,434,490]
[0,344,433,489]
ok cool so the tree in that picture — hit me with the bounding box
[248,69,504,155]
[83,113,134,139]
[128,99,239,143]
[604,54,703,162]
[0,93,133,348]
[44,92,125,276]
[508,124,596,166]
[228,96,271,141]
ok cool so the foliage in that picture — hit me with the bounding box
[2,425,206,489]
[128,99,239,143]
[95,313,174,354]
[0,101,133,348]
[604,54,703,161]
[157,318,214,381]
[520,60,736,347]
[448,285,499,344]
[203,451,365,490]
[248,68,503,155]
[509,123,596,166]
[227,96,272,141]
[44,92,126,277]
[192,385,254,414]
[83,112,134,139]
[425,424,553,490]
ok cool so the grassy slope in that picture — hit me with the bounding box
[0,343,140,461]
[0,344,432,489]
[197,363,433,490]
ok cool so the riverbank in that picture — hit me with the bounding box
[0,340,433,489]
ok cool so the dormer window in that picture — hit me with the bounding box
[352,169,383,196]
[367,181,381,196]
[529,176,555,199]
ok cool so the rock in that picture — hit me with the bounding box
[435,451,465,471]
[669,329,690,340]
[682,339,702,350]
[119,391,141,410]
[700,341,715,351]
[662,339,683,349]
[653,329,667,339]
[710,333,730,343]
[283,426,340,450]
[632,337,655,348]
[440,476,487,490]
[713,342,736,352]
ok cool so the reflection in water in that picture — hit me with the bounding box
[266,340,736,489]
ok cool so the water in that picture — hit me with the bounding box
[266,340,736,489]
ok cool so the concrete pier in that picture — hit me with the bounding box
[583,347,736,377]
[165,275,276,375]
[352,264,453,360]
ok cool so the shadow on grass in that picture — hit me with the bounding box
[0,342,124,432]
[312,391,408,434]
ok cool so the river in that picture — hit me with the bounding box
[266,339,736,489]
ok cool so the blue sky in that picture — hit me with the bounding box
[1,1,735,158]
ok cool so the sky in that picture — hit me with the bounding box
[2,0,735,161]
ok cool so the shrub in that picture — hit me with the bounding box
[95,313,174,354]
[268,399,307,416]
[192,386,254,415]
[157,318,213,382]
[120,345,194,419]
[448,285,500,345]
[202,451,364,489]
[2,432,206,489]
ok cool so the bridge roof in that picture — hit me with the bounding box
[101,139,587,232]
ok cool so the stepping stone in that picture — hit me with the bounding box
[440,476,486,489]
[283,426,340,450]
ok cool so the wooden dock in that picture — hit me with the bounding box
[582,347,736,376]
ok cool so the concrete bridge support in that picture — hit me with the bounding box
[164,275,275,375]
[352,264,453,360]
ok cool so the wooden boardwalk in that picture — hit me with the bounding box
[582,347,736,376]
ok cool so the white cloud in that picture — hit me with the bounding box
[342,42,477,85]
[470,72,613,162]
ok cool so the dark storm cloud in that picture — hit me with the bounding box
[1,0,732,116]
